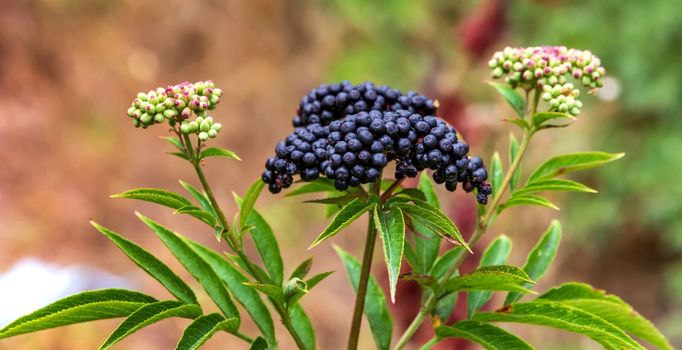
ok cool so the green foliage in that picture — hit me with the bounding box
[239,179,265,232]
[490,152,504,195]
[436,320,533,350]
[527,152,625,183]
[91,221,198,305]
[488,82,526,118]
[100,301,201,349]
[336,246,393,350]
[444,265,535,294]
[393,200,468,251]
[0,289,157,339]
[468,235,513,317]
[309,196,378,248]
[509,133,522,192]
[199,147,241,161]
[289,304,316,350]
[514,179,596,196]
[374,206,405,302]
[500,194,559,211]
[176,313,239,350]
[531,112,575,128]
[112,188,193,210]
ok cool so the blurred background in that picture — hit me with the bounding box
[1,0,680,349]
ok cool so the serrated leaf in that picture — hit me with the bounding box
[91,222,197,305]
[412,223,440,275]
[335,246,392,350]
[176,313,239,350]
[539,283,672,350]
[290,257,314,280]
[249,337,269,350]
[163,136,185,152]
[490,152,503,196]
[509,133,521,192]
[100,301,201,349]
[174,205,217,227]
[137,214,240,322]
[199,147,241,161]
[303,195,357,206]
[400,273,437,288]
[187,241,276,345]
[179,180,217,217]
[243,283,284,304]
[506,221,561,305]
[235,195,284,286]
[0,289,156,339]
[112,188,193,210]
[418,172,441,209]
[444,265,534,294]
[396,202,469,252]
[501,194,559,211]
[514,179,597,196]
[239,179,265,232]
[395,188,427,202]
[468,235,513,317]
[290,303,316,350]
[474,300,645,350]
[436,320,534,350]
[430,247,465,280]
[374,207,405,303]
[531,112,575,128]
[488,82,525,118]
[527,152,625,183]
[286,178,338,197]
[309,196,377,249]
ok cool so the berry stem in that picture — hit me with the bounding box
[347,180,382,350]
[381,178,405,202]
[393,93,537,350]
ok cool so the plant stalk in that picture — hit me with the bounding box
[393,98,537,350]
[347,180,382,350]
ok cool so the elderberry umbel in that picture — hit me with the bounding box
[263,82,491,204]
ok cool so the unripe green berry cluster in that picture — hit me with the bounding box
[126,81,223,138]
[489,46,605,116]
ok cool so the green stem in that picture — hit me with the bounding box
[184,134,307,349]
[417,336,438,350]
[234,331,255,343]
[393,92,538,350]
[347,181,382,350]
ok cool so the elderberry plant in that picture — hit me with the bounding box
[0,47,674,350]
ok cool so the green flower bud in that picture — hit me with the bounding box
[570,107,580,116]
[127,106,136,117]
[582,76,592,86]
[181,107,192,119]
[196,116,204,124]
[208,129,218,138]
[164,98,174,108]
[133,119,140,127]
[209,95,220,105]
[550,98,560,108]
[542,92,552,101]
[551,85,562,97]
[155,104,166,113]
[492,67,504,78]
[137,92,148,100]
[558,103,568,113]
[180,123,191,134]
[154,113,165,123]
[189,121,199,133]
[200,120,210,132]
[211,123,222,131]
[204,116,213,125]
[198,132,209,141]
[163,109,176,119]
[140,113,153,124]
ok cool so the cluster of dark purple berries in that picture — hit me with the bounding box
[263,82,491,204]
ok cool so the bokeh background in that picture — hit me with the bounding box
[1,0,681,349]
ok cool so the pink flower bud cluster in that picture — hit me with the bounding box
[126,81,223,138]
[489,46,605,116]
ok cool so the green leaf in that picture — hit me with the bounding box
[303,194,357,206]
[531,112,575,128]
[412,223,440,275]
[490,152,504,196]
[374,207,405,303]
[504,117,531,130]
[176,313,239,350]
[239,179,265,231]
[335,246,393,350]
[444,265,534,294]
[0,289,156,339]
[506,220,561,305]
[168,152,190,160]
[290,257,314,280]
[286,178,338,197]
[527,152,625,183]
[509,133,521,192]
[100,301,201,349]
[433,293,458,325]
[395,188,427,202]
[289,304,316,350]
[163,136,185,152]
[539,283,673,350]
[309,196,377,249]
[137,213,240,321]
[473,300,645,350]
[488,82,525,118]
[418,171,441,209]
[174,206,217,227]
[430,247,465,280]
[235,195,284,286]
[500,194,559,211]
[199,147,241,161]
[287,271,335,305]
[249,337,269,350]
[515,179,597,196]
[112,188,193,210]
[187,241,276,345]
[91,222,197,305]
[243,283,284,304]
[436,320,534,350]
[396,202,469,252]
[179,180,217,216]
[468,235,513,317]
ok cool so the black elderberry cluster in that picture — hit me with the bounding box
[263,82,492,204]
[294,81,437,127]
